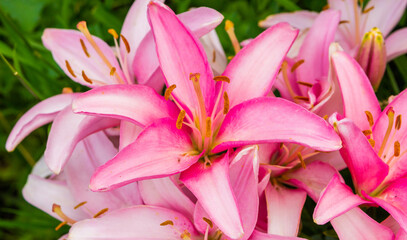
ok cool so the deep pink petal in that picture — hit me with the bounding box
[42,29,126,86]
[213,97,342,153]
[330,207,395,240]
[44,107,119,174]
[139,177,195,220]
[249,230,307,240]
[119,121,143,150]
[6,94,74,152]
[265,184,306,236]
[68,206,199,239]
[313,174,368,224]
[223,22,298,108]
[90,118,199,192]
[148,1,215,114]
[386,28,407,61]
[258,10,317,29]
[72,84,178,126]
[336,118,389,194]
[180,153,244,239]
[332,51,381,130]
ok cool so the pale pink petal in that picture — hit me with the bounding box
[336,118,389,193]
[213,97,342,153]
[382,216,401,235]
[200,29,227,76]
[68,206,199,239]
[32,156,53,178]
[330,207,395,240]
[329,0,358,51]
[307,151,347,171]
[258,11,317,29]
[363,0,407,37]
[6,94,74,152]
[193,202,215,235]
[119,121,143,150]
[139,177,195,220]
[133,7,223,85]
[44,107,120,174]
[295,10,340,85]
[90,118,199,192]
[22,174,89,221]
[223,22,298,108]
[180,153,244,239]
[332,51,381,130]
[72,84,178,126]
[42,29,126,86]
[386,28,407,61]
[249,229,307,240]
[148,1,215,114]
[313,174,368,224]
[265,184,306,236]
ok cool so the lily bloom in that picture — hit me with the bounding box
[260,0,407,89]
[313,50,407,237]
[5,0,224,174]
[72,1,342,237]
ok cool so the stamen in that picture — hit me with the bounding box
[281,61,297,101]
[297,81,313,88]
[160,220,174,226]
[110,67,116,76]
[55,221,67,231]
[52,204,76,225]
[323,115,329,120]
[107,29,119,39]
[120,34,131,53]
[165,84,177,100]
[65,60,77,78]
[395,115,402,130]
[353,0,361,44]
[82,70,93,84]
[79,39,90,57]
[214,76,230,83]
[74,201,87,209]
[291,59,305,72]
[394,141,400,157]
[205,117,212,137]
[180,230,192,240]
[62,87,73,94]
[362,6,374,14]
[365,111,374,127]
[93,208,108,218]
[363,130,372,135]
[225,20,241,54]
[190,73,207,118]
[368,139,375,148]
[176,110,186,129]
[223,91,229,114]
[203,217,213,228]
[293,96,310,101]
[297,152,306,169]
[378,107,395,157]
[212,50,216,63]
[339,20,350,24]
[322,4,330,10]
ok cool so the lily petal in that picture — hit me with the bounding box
[213,97,342,153]
[386,28,407,61]
[44,107,120,174]
[6,94,74,152]
[148,1,215,114]
[180,152,244,239]
[258,10,317,30]
[223,22,298,108]
[200,29,227,76]
[72,84,178,127]
[119,121,143,150]
[68,206,198,239]
[249,230,307,240]
[90,118,199,191]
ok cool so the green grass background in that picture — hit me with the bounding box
[0,0,406,239]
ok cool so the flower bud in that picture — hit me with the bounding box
[356,27,386,91]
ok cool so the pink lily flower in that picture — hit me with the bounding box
[5,0,224,174]
[72,1,342,237]
[22,131,142,238]
[313,50,407,236]
[260,0,407,89]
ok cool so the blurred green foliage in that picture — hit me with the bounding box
[0,0,406,239]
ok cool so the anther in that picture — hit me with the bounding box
[365,111,374,127]
[225,20,241,54]
[339,20,350,24]
[62,87,73,94]
[205,117,212,138]
[322,4,330,10]
[293,96,310,102]
[291,59,305,72]
[203,217,213,228]
[82,70,93,84]
[107,29,119,39]
[120,34,131,53]
[165,84,177,100]
[110,67,116,76]
[323,115,328,120]
[65,60,77,78]
[79,39,90,57]
[394,141,400,157]
[297,152,306,169]
[214,76,230,83]
[297,81,313,88]
[368,139,375,148]
[395,115,402,130]
[223,92,230,114]
[212,50,216,62]
[74,201,87,209]
[176,110,186,129]
[363,130,372,135]
[93,208,108,218]
[362,6,374,14]
[160,220,174,226]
